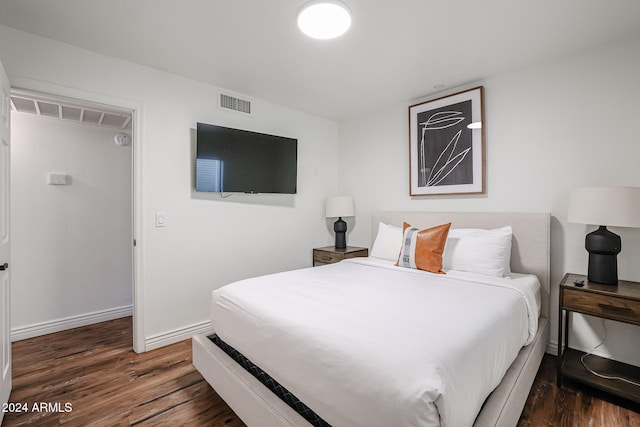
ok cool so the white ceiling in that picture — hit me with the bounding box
[1,0,639,122]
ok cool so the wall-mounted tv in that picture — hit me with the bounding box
[195,122,297,194]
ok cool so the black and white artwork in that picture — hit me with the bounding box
[409,86,484,196]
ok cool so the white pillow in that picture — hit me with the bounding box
[370,222,403,261]
[443,226,512,277]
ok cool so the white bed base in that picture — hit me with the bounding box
[193,211,551,427]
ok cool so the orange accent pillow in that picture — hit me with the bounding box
[396,222,451,274]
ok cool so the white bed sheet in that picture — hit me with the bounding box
[210,258,540,427]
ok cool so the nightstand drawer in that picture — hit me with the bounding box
[343,249,368,259]
[313,251,343,264]
[312,246,368,266]
[563,288,640,325]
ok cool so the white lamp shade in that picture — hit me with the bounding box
[325,196,354,218]
[568,186,640,228]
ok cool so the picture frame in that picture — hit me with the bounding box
[408,86,485,196]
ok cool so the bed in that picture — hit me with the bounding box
[193,211,550,427]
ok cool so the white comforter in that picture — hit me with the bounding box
[211,258,540,427]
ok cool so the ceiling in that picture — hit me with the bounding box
[1,0,639,122]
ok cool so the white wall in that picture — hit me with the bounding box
[11,113,132,337]
[3,23,638,361]
[0,25,340,350]
[339,34,640,366]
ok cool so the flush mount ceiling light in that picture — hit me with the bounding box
[297,0,352,40]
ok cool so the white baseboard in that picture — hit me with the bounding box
[11,305,133,342]
[145,320,214,352]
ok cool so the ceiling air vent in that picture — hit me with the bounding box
[218,91,252,115]
[10,91,132,129]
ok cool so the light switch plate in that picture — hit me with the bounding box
[155,213,167,227]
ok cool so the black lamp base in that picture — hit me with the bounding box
[586,226,621,285]
[334,217,347,249]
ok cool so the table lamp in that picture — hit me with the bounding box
[325,196,354,249]
[567,186,640,285]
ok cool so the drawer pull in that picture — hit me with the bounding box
[598,304,635,317]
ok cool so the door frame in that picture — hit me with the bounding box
[9,76,145,353]
[0,57,12,423]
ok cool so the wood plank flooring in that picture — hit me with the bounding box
[3,317,245,426]
[517,354,640,427]
[3,317,639,426]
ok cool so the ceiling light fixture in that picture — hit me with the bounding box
[297,0,352,40]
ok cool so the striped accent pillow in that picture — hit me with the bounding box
[397,222,451,273]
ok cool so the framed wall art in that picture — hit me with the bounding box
[408,86,485,196]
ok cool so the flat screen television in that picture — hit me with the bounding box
[195,122,297,194]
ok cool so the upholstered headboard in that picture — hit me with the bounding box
[371,211,551,318]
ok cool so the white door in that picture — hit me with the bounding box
[0,59,12,421]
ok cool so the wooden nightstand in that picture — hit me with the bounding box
[312,246,368,266]
[557,273,640,404]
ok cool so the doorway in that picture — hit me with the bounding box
[9,88,139,350]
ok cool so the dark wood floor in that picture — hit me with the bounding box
[3,317,245,426]
[3,317,639,426]
[517,353,640,427]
